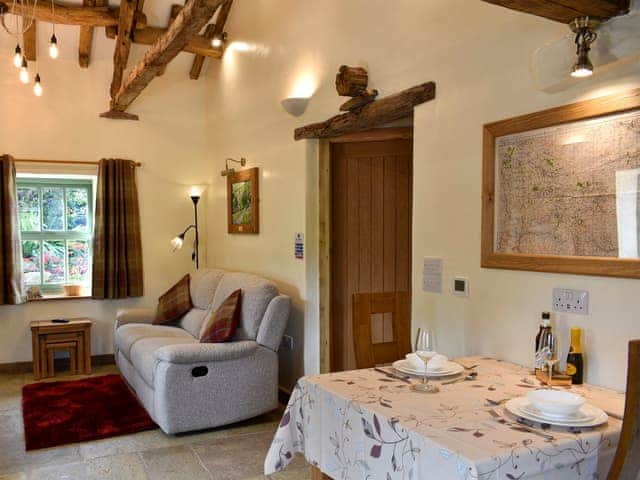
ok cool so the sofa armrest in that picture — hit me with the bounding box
[115,308,155,329]
[155,340,259,364]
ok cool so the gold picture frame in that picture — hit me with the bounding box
[227,167,259,234]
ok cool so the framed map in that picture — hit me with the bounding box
[482,89,640,279]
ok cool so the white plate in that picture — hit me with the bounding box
[392,360,464,378]
[506,397,608,428]
[521,404,593,423]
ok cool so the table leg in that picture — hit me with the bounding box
[83,328,92,374]
[32,333,40,380]
[47,349,55,378]
[311,466,331,479]
[40,341,48,378]
[70,345,77,374]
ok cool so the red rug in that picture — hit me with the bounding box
[22,374,156,450]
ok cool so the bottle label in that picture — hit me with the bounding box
[567,363,577,375]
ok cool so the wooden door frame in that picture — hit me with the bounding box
[318,127,414,373]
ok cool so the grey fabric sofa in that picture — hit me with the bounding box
[113,268,290,434]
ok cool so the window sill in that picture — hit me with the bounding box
[28,294,93,302]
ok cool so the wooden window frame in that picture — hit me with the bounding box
[481,88,640,279]
[17,177,95,293]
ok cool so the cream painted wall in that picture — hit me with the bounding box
[0,22,212,362]
[204,0,640,391]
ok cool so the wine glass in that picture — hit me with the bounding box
[413,328,439,393]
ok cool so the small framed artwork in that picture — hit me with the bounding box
[227,167,259,234]
[482,89,640,279]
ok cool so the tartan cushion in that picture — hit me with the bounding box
[154,274,192,325]
[199,289,242,343]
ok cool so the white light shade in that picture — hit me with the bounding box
[189,185,205,197]
[171,236,184,250]
[281,97,310,117]
[570,67,593,78]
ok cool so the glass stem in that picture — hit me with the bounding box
[423,360,428,385]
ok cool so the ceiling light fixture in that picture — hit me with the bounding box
[13,43,22,67]
[33,73,43,96]
[49,32,59,59]
[211,32,227,48]
[570,17,599,78]
[19,56,29,84]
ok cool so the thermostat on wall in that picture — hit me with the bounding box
[453,277,469,297]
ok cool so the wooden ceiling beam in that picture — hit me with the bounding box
[480,0,630,23]
[190,0,233,80]
[157,4,183,76]
[78,0,108,68]
[102,0,227,118]
[2,0,147,28]
[23,21,36,61]
[109,0,141,102]
[105,25,223,59]
[294,82,436,140]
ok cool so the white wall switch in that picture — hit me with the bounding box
[422,257,443,293]
[552,288,589,315]
[453,276,469,297]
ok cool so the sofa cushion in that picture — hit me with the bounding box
[178,308,208,338]
[190,268,225,309]
[154,274,192,325]
[200,289,241,343]
[210,272,278,340]
[130,336,197,386]
[116,323,195,359]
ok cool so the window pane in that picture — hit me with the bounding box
[22,240,41,285]
[43,241,65,283]
[17,187,41,232]
[67,240,90,284]
[66,188,89,232]
[42,187,65,231]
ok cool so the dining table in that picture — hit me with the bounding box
[264,356,625,480]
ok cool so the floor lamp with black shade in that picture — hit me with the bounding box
[171,187,202,269]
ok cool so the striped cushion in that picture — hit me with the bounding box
[154,274,192,325]
[200,289,241,343]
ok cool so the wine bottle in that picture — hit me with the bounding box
[535,313,552,372]
[566,327,584,385]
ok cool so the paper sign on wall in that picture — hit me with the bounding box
[295,233,304,259]
[422,257,443,293]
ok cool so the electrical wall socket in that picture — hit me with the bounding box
[281,334,294,351]
[552,288,589,315]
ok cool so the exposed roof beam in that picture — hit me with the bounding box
[23,20,36,61]
[105,25,223,59]
[109,0,141,102]
[102,0,227,118]
[480,0,630,23]
[78,0,108,68]
[190,0,233,80]
[294,82,436,140]
[157,4,183,76]
[1,0,147,28]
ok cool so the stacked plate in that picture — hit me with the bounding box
[392,359,464,377]
[505,390,608,427]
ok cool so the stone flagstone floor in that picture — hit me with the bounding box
[0,365,309,480]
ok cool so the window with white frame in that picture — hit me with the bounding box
[17,176,95,293]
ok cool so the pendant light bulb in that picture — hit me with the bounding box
[49,34,59,59]
[19,58,29,84]
[13,44,22,68]
[33,74,43,96]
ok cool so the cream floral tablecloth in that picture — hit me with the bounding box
[264,357,625,480]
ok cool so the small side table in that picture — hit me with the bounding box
[30,318,92,380]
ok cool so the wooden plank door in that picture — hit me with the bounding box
[330,138,413,372]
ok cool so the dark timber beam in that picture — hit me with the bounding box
[23,21,36,61]
[480,0,630,23]
[294,82,436,140]
[102,0,227,119]
[190,0,233,80]
[109,0,141,102]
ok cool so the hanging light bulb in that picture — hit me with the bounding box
[569,17,599,79]
[33,73,43,96]
[19,57,29,84]
[13,44,23,68]
[49,33,59,59]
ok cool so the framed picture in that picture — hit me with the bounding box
[482,89,640,279]
[227,167,259,234]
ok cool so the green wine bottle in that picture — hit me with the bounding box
[566,327,584,385]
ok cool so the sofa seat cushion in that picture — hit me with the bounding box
[116,323,195,359]
[130,337,197,386]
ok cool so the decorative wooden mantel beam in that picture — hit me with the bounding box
[105,25,223,59]
[480,0,630,23]
[1,0,147,28]
[294,82,436,140]
[102,0,227,119]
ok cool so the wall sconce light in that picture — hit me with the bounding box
[171,188,203,268]
[281,97,311,117]
[570,17,599,78]
[211,32,227,48]
[221,157,247,176]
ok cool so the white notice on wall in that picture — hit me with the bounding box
[422,257,443,293]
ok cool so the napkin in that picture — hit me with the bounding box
[405,353,448,371]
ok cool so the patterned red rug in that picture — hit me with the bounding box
[22,374,157,450]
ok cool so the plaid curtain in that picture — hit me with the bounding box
[0,155,25,305]
[92,159,143,299]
